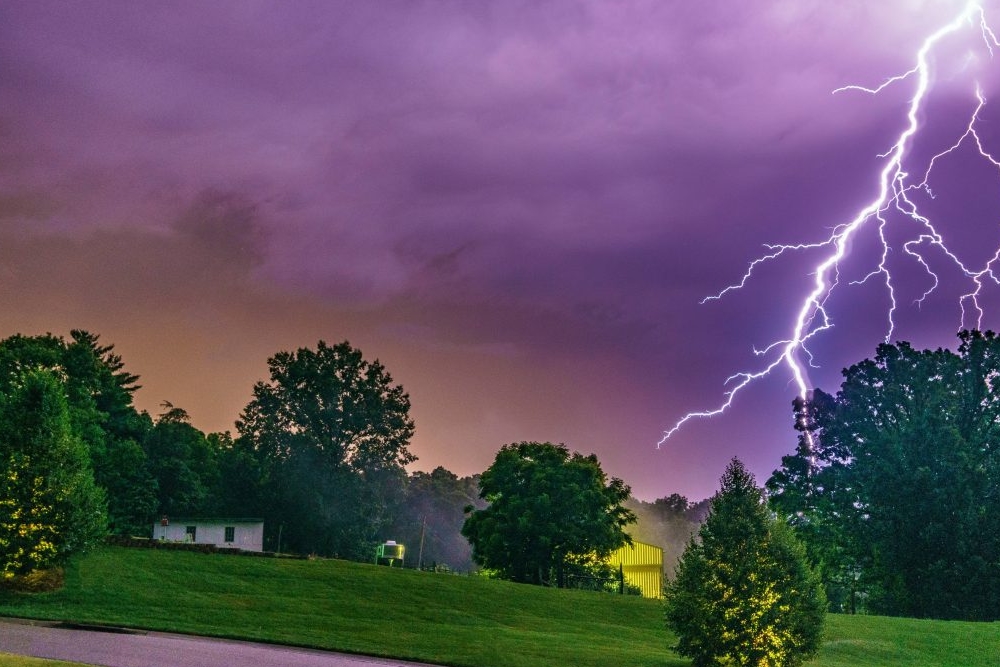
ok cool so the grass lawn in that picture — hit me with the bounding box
[817,613,1000,667]
[0,547,677,667]
[0,546,997,667]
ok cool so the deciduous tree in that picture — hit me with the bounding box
[768,331,1000,619]
[236,341,415,558]
[462,441,635,587]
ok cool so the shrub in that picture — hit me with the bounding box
[0,567,65,592]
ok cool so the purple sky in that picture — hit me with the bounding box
[4,1,1000,500]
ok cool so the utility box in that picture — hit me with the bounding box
[376,540,405,567]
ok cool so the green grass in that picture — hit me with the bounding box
[0,547,676,667]
[817,613,1000,667]
[0,546,997,667]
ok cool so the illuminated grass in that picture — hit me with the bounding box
[0,547,997,667]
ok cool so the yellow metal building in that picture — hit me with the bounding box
[608,541,663,599]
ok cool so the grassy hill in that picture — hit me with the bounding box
[1,546,998,667]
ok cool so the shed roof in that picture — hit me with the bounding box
[158,518,264,524]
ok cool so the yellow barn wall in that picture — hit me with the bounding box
[608,541,664,599]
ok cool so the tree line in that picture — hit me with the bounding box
[0,330,720,581]
[0,330,697,581]
[0,332,485,575]
[13,326,993,628]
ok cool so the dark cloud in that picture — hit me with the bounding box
[2,1,999,499]
[172,190,267,267]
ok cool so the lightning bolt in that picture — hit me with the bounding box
[659,1,1000,447]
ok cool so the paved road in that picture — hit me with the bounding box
[0,619,434,667]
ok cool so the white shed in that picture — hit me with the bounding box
[152,517,264,552]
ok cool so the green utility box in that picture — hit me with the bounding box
[375,540,405,567]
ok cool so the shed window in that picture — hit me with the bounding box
[185,526,197,541]
[224,526,235,543]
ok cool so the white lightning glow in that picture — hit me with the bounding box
[660,1,1000,447]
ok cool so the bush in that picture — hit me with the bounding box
[0,567,65,592]
[664,458,825,667]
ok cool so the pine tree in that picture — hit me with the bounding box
[664,458,825,667]
[0,370,107,581]
[0,331,156,537]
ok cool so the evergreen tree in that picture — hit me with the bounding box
[665,458,825,667]
[0,332,156,536]
[0,370,107,579]
[65,331,156,535]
